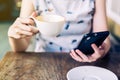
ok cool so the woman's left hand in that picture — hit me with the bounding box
[70,43,106,62]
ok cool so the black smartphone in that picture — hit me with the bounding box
[74,31,110,55]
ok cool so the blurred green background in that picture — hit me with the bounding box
[0,0,120,60]
[0,0,21,59]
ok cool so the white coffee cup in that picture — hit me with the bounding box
[31,14,65,37]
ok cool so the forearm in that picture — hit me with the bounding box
[9,37,31,52]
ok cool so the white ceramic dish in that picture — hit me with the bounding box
[67,66,118,80]
[30,14,65,37]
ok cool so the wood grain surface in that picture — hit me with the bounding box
[0,51,120,80]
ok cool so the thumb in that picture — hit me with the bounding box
[91,44,99,54]
[31,11,38,17]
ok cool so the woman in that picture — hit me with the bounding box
[8,0,111,62]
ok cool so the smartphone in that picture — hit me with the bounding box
[74,31,110,55]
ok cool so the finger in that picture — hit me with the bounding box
[92,44,105,57]
[88,44,102,62]
[91,44,101,58]
[15,28,33,36]
[70,52,82,62]
[17,24,32,31]
[16,23,39,34]
[29,25,39,34]
[10,34,21,39]
[91,44,99,54]
[70,50,83,62]
[70,52,80,62]
[17,17,35,25]
[75,50,89,62]
[27,18,35,25]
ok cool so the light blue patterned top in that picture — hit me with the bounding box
[33,0,95,52]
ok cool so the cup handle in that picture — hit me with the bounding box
[29,16,38,28]
[29,16,36,22]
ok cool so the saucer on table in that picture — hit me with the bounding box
[67,66,118,80]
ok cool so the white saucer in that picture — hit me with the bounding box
[67,66,118,80]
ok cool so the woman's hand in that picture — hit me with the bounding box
[8,12,39,39]
[70,43,106,62]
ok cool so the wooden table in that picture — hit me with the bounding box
[0,51,120,80]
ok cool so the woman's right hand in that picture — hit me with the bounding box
[8,14,39,39]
